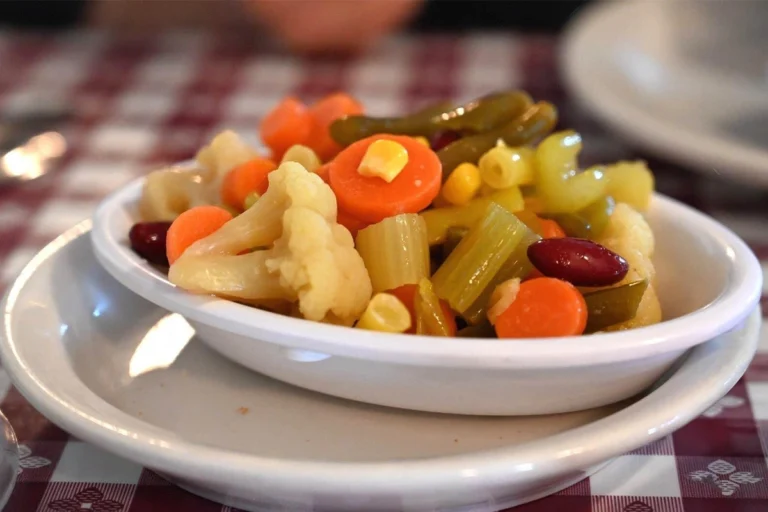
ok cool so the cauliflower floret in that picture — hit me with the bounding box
[139,166,208,222]
[265,207,372,323]
[196,130,261,183]
[182,162,337,258]
[598,203,654,259]
[168,162,372,325]
[595,202,662,330]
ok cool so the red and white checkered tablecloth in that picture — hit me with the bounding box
[0,30,767,512]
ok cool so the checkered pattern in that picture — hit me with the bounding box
[0,30,767,512]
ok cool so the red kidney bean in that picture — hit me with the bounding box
[429,130,461,151]
[129,221,172,266]
[527,238,629,287]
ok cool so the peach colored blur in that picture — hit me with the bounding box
[88,0,424,55]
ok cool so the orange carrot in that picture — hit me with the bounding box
[337,208,369,238]
[260,96,312,157]
[329,134,442,224]
[305,93,363,161]
[314,162,332,184]
[220,158,277,211]
[539,218,566,239]
[494,277,587,338]
[389,284,457,336]
[166,206,233,265]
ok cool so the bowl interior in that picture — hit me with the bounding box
[649,205,728,319]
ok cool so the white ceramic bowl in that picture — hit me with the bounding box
[1,225,760,510]
[91,176,762,415]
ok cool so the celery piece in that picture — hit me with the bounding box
[584,279,649,333]
[432,203,529,316]
[355,213,430,293]
[442,226,469,260]
[462,229,540,324]
[420,186,524,245]
[414,278,453,336]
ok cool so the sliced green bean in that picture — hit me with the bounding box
[584,279,649,333]
[329,91,532,146]
[438,101,558,179]
[548,196,616,240]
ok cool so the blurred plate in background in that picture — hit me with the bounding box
[561,0,768,186]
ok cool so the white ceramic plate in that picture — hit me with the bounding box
[562,0,768,185]
[90,176,762,415]
[0,224,760,511]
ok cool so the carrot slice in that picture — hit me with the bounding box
[166,205,233,265]
[260,96,312,157]
[389,284,457,336]
[220,158,277,211]
[539,218,566,239]
[337,208,369,238]
[494,277,587,338]
[314,162,332,184]
[305,93,363,161]
[329,134,442,224]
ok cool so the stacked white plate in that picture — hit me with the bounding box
[0,171,762,510]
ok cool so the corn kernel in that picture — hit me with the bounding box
[356,293,412,333]
[243,191,261,210]
[441,162,481,206]
[413,136,430,147]
[358,140,409,183]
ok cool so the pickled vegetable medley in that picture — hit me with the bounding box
[130,90,661,338]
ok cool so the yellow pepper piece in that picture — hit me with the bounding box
[442,162,482,206]
[357,139,409,183]
[356,293,411,333]
[479,145,535,189]
[604,160,655,211]
[413,136,430,147]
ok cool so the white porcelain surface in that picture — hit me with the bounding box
[562,0,768,185]
[89,175,762,415]
[0,226,761,511]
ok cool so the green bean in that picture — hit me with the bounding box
[329,91,533,146]
[355,214,430,293]
[457,320,496,338]
[432,203,529,316]
[547,196,616,240]
[438,101,558,179]
[583,279,649,333]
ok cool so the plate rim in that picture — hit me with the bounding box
[0,223,760,493]
[561,0,768,185]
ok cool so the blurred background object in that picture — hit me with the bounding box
[1,0,588,53]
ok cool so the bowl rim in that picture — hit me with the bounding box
[91,175,762,369]
[0,226,760,491]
